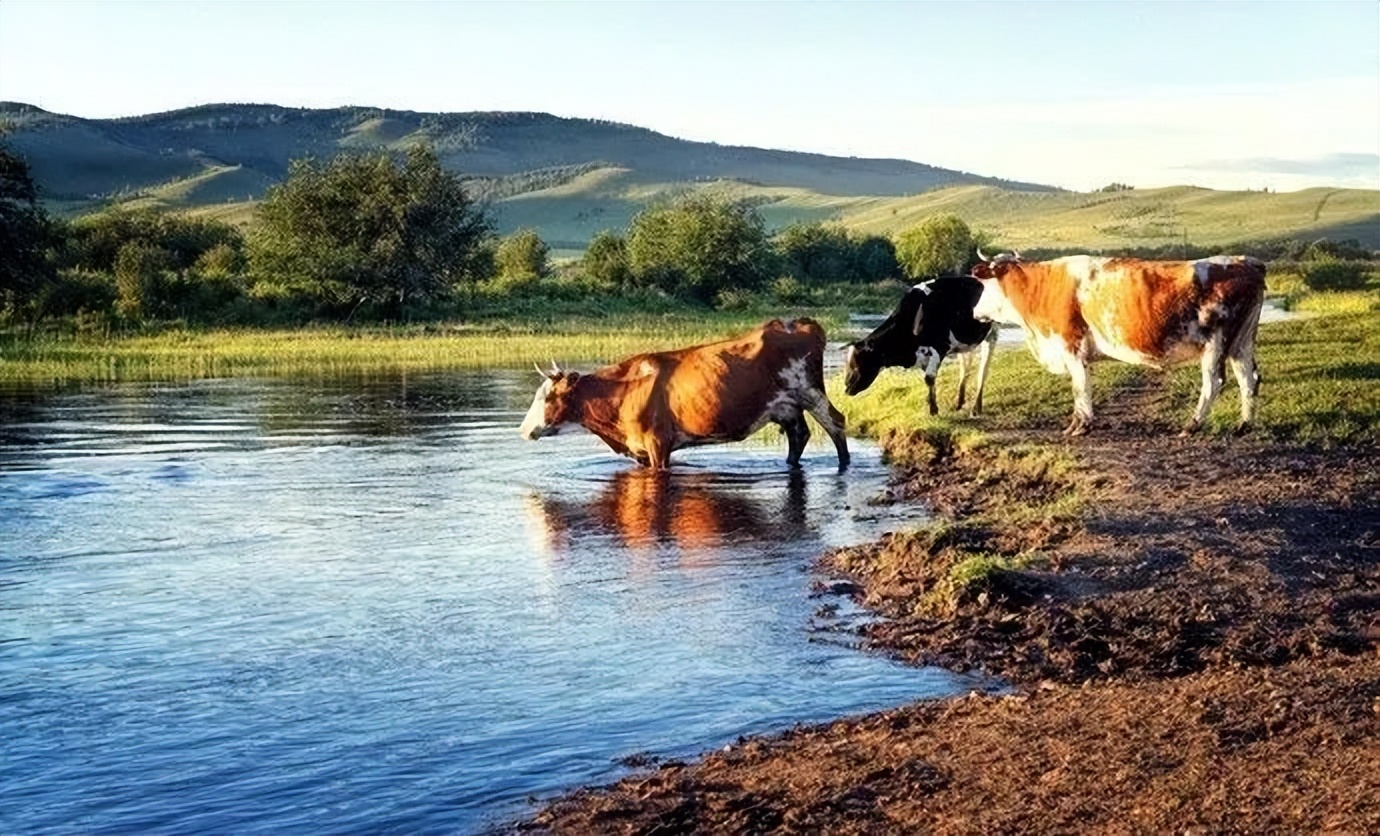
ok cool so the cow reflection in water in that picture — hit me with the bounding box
[525,468,810,562]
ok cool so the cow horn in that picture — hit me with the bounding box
[549,359,561,373]
[534,362,549,378]
[976,247,989,262]
[1012,250,1023,261]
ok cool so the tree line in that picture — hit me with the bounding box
[2,140,1371,330]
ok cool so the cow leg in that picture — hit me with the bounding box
[917,347,943,416]
[781,416,811,468]
[642,436,672,471]
[803,391,850,470]
[954,351,970,412]
[1065,358,1093,436]
[1184,332,1227,436]
[968,333,996,416]
[1227,319,1261,435]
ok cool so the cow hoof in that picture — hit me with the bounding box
[1231,422,1252,437]
[1178,423,1201,438]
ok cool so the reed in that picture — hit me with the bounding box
[0,311,846,385]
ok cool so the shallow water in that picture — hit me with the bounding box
[0,372,976,835]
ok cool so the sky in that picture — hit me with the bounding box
[1,0,1376,193]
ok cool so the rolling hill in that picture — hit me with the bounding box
[3,101,1377,252]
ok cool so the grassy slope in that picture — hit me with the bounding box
[10,103,1375,249]
[495,179,1380,250]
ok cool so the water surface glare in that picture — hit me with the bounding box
[0,372,974,835]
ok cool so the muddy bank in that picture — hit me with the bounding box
[520,429,1380,834]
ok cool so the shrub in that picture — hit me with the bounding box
[770,275,809,304]
[1300,258,1372,292]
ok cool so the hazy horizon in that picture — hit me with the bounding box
[2,1,1376,193]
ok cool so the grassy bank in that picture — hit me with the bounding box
[826,305,1380,615]
[836,307,1380,447]
[0,308,848,386]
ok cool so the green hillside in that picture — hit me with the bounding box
[3,101,1377,251]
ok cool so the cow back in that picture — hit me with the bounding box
[662,319,825,439]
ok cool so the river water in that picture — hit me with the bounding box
[0,371,975,835]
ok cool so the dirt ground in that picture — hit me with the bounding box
[518,423,1380,834]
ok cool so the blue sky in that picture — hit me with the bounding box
[2,0,1376,192]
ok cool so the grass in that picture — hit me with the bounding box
[831,299,1380,613]
[836,307,1380,448]
[0,308,848,386]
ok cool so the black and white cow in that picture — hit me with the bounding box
[842,276,998,415]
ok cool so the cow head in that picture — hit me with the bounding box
[842,341,884,396]
[970,250,1024,324]
[519,365,582,440]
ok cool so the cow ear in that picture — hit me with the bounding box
[565,371,581,383]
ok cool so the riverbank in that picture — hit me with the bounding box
[522,429,1380,834]
[519,310,1380,833]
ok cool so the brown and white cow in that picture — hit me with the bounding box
[518,318,850,470]
[970,252,1266,436]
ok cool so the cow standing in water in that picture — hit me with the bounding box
[970,251,1266,436]
[842,276,998,416]
[519,318,850,470]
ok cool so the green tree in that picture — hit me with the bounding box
[249,144,492,317]
[114,241,173,320]
[66,208,242,274]
[626,194,773,303]
[580,230,630,289]
[894,214,975,279]
[0,139,58,314]
[494,228,549,283]
[774,222,855,284]
[852,234,901,283]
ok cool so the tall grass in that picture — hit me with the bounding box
[0,310,846,386]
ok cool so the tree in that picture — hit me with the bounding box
[894,214,975,279]
[852,234,901,283]
[0,139,57,313]
[774,222,855,284]
[114,241,173,320]
[248,144,492,317]
[494,228,549,283]
[66,208,242,274]
[580,230,630,289]
[626,194,773,303]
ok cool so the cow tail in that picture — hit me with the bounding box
[1225,269,1266,361]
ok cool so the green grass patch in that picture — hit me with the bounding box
[839,309,1380,449]
[918,551,1041,617]
[0,308,847,386]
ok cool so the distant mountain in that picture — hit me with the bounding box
[0,101,1053,205]
[5,102,1376,252]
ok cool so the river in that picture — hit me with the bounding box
[0,371,976,835]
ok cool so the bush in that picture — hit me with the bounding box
[494,228,550,282]
[895,214,975,279]
[33,269,117,319]
[770,275,809,304]
[627,194,773,303]
[713,287,755,311]
[1300,258,1372,291]
[114,242,173,319]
